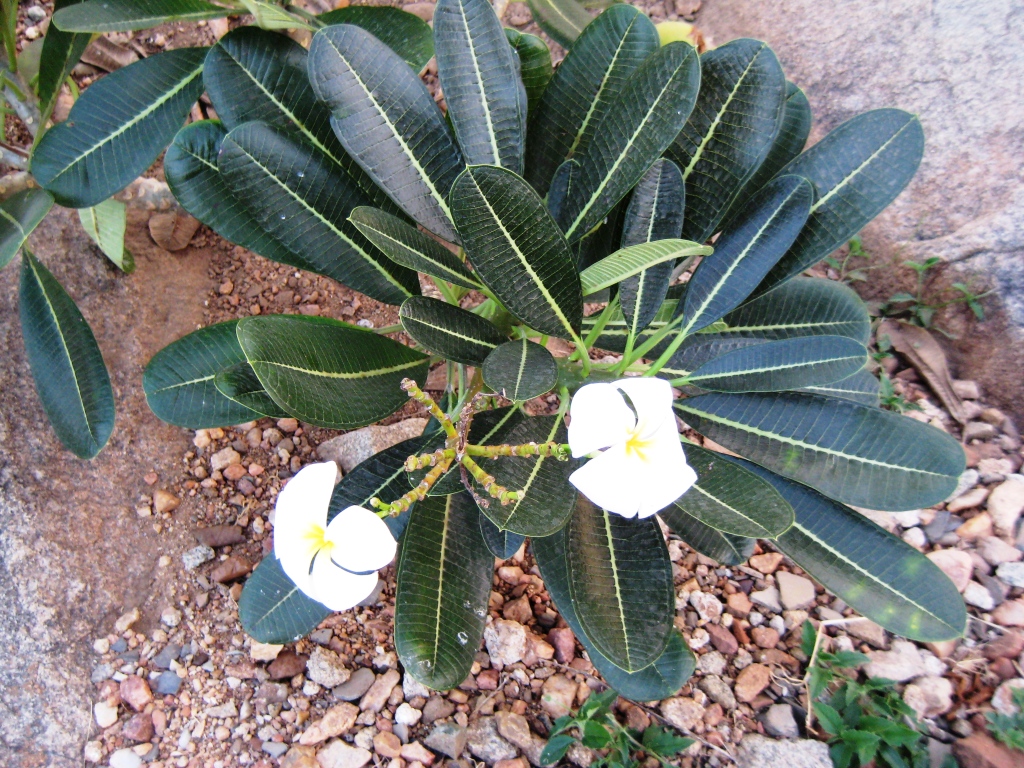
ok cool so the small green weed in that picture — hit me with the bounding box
[871,336,921,414]
[881,257,992,331]
[986,687,1024,752]
[825,237,876,284]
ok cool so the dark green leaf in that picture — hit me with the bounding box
[660,503,755,565]
[395,493,493,690]
[505,28,552,116]
[19,249,114,458]
[399,296,507,366]
[219,122,419,305]
[320,5,434,71]
[666,38,787,243]
[435,0,526,172]
[37,0,90,124]
[479,513,526,559]
[32,47,206,208]
[236,315,429,429]
[53,0,228,32]
[0,189,53,270]
[580,239,711,296]
[451,165,583,339]
[540,734,576,766]
[581,720,613,748]
[675,391,966,510]
[238,555,331,644]
[757,109,925,295]
[525,0,593,48]
[815,702,845,735]
[525,5,658,195]
[657,336,765,381]
[642,726,693,758]
[799,367,879,406]
[213,362,289,418]
[557,41,701,242]
[482,338,558,401]
[308,24,464,242]
[567,497,674,671]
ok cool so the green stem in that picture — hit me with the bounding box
[569,328,591,376]
[373,323,403,334]
[625,313,683,367]
[642,326,690,377]
[581,296,620,349]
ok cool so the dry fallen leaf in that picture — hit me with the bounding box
[149,211,200,252]
[878,319,967,424]
[81,38,139,73]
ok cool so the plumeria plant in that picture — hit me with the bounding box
[15,0,969,696]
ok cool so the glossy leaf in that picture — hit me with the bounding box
[451,165,583,339]
[33,47,206,208]
[679,175,812,335]
[482,338,558,401]
[37,0,90,124]
[144,320,264,428]
[557,41,701,242]
[799,367,880,406]
[675,391,966,511]
[757,109,925,295]
[480,514,526,559]
[214,362,289,419]
[78,199,133,273]
[435,0,526,172]
[320,5,434,71]
[53,0,228,32]
[525,0,593,48]
[580,238,711,296]
[237,315,429,430]
[657,336,766,380]
[395,493,494,690]
[399,296,507,366]
[658,503,755,566]
[533,524,695,699]
[525,5,659,195]
[19,249,114,458]
[0,189,53,270]
[308,24,464,242]
[219,122,419,305]
[238,555,331,644]
[567,497,674,672]
[505,28,552,115]
[667,39,787,243]
[349,206,480,290]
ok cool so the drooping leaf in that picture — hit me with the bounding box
[480,514,526,559]
[399,296,507,366]
[557,41,701,242]
[238,555,331,644]
[670,442,793,537]
[505,28,552,115]
[533,525,695,699]
[435,0,526,173]
[320,5,434,71]
[756,109,925,295]
[525,4,659,196]
[525,0,594,48]
[482,338,558,401]
[237,315,429,430]
[0,189,53,270]
[743,461,968,641]
[308,24,464,242]
[395,493,494,690]
[658,503,755,565]
[37,0,90,124]
[213,362,289,419]
[19,249,114,458]
[349,206,480,290]
[144,320,265,428]
[32,47,207,208]
[798,367,880,406]
[675,391,966,511]
[53,0,229,32]
[666,38,787,243]
[679,175,812,335]
[238,0,303,30]
[619,158,685,334]
[567,497,675,672]
[450,165,583,339]
[579,238,711,296]
[78,199,133,273]
[219,121,419,305]
[426,406,526,497]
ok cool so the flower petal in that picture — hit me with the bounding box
[633,426,697,518]
[325,505,397,574]
[569,443,643,517]
[309,550,380,611]
[615,377,674,438]
[273,461,337,588]
[568,382,635,457]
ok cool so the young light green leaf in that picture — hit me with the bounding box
[482,338,558,401]
[567,497,675,672]
[78,199,134,273]
[675,391,966,511]
[480,514,526,559]
[33,47,207,208]
[0,189,53,270]
[679,175,812,335]
[667,38,787,243]
[320,5,434,72]
[450,165,583,339]
[658,503,755,566]
[396,493,494,690]
[37,0,90,124]
[144,320,265,428]
[756,109,925,295]
[525,5,659,195]
[525,0,593,48]
[308,24,464,242]
[213,362,289,419]
[798,367,880,406]
[53,0,228,32]
[580,238,711,296]
[582,298,677,353]
[219,122,419,305]
[399,296,507,366]
[239,0,304,30]
[349,206,480,290]
[238,555,331,644]
[236,315,429,430]
[557,41,701,242]
[505,28,552,116]
[19,249,114,459]
[435,0,526,173]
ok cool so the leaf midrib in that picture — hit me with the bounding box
[602,509,633,670]
[680,488,773,537]
[249,357,424,380]
[451,0,502,165]
[689,354,864,382]
[401,313,499,350]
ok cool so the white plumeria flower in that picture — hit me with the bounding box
[567,377,697,519]
[273,462,397,611]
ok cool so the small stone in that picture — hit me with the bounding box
[421,697,455,724]
[541,674,577,718]
[902,526,928,549]
[964,421,998,441]
[750,586,782,613]
[250,640,283,662]
[395,703,423,726]
[751,626,780,649]
[210,555,251,583]
[120,676,153,711]
[316,739,372,768]
[690,591,723,622]
[997,561,1024,588]
[466,717,517,763]
[548,627,576,664]
[477,668,499,690]
[845,618,888,648]
[152,643,180,670]
[94,701,118,728]
[993,599,1024,627]
[484,619,527,666]
[903,676,953,719]
[317,419,428,472]
[269,650,307,679]
[182,544,215,571]
[926,549,973,592]
[698,650,727,675]
[736,734,832,768]
[699,675,736,709]
[660,697,703,731]
[359,669,401,713]
[154,671,182,695]
[207,701,238,718]
[776,572,816,610]
[334,667,376,701]
[749,553,784,574]
[400,741,435,766]
[115,607,140,632]
[153,489,180,514]
[84,740,103,763]
[989,477,1024,535]
[160,606,182,627]
[948,487,989,513]
[108,748,143,768]
[263,742,289,758]
[425,722,468,759]
[281,746,319,768]
[307,647,351,688]
[705,623,738,654]
[762,703,799,739]
[503,595,533,624]
[374,731,403,758]
[211,446,242,471]
[980,537,1023,566]
[957,512,994,540]
[964,581,997,610]
[984,632,1024,660]
[952,732,1021,768]
[195,524,245,547]
[727,592,753,617]
[864,640,939,682]
[122,712,154,742]
[224,463,248,481]
[734,663,771,703]
[300,702,359,745]
[495,710,544,765]
[992,678,1024,714]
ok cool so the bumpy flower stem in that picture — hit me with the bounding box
[459,454,524,505]
[370,456,454,516]
[465,441,571,459]
[401,378,458,442]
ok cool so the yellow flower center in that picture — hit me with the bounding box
[624,425,654,461]
[301,523,334,566]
